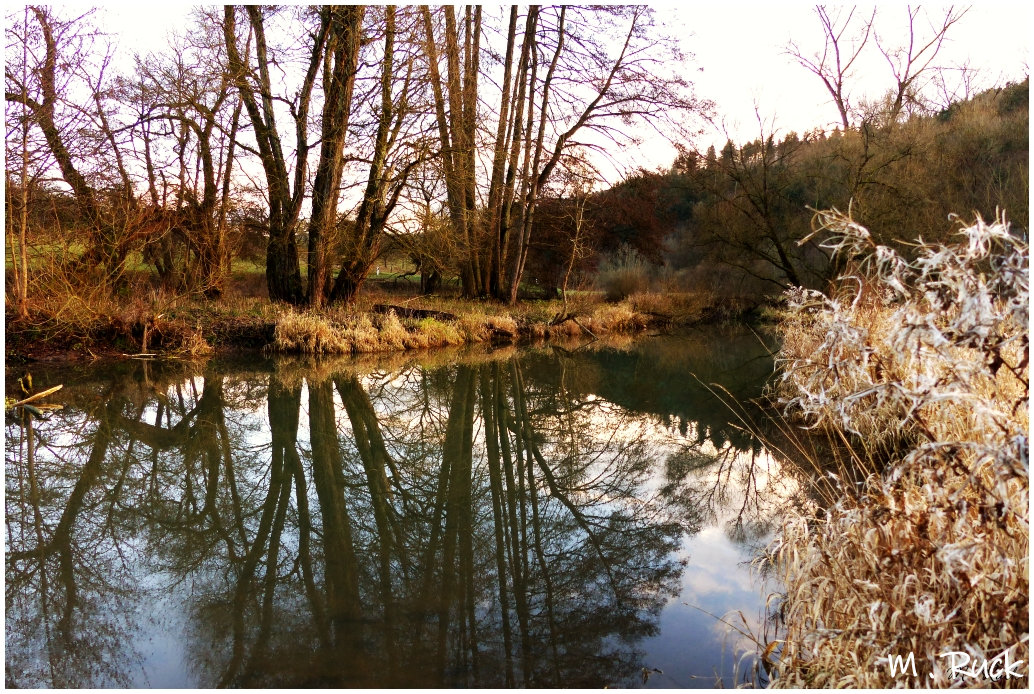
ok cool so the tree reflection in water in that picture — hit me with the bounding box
[6,334,790,688]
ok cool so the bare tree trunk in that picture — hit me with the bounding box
[216,96,244,280]
[421,5,482,297]
[506,8,565,304]
[307,6,365,308]
[491,8,537,300]
[329,6,421,306]
[8,12,32,317]
[224,6,325,305]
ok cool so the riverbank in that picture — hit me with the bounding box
[4,284,762,364]
[761,212,1028,687]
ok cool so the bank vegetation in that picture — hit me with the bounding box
[761,211,1028,687]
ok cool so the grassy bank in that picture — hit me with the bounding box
[4,266,759,363]
[761,212,1028,686]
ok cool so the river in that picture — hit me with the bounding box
[5,327,804,688]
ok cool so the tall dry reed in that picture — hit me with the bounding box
[763,210,1028,687]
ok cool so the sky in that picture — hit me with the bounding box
[64,1,1034,175]
[671,2,1030,139]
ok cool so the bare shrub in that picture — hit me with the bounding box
[177,325,214,358]
[765,210,1028,687]
[596,244,654,301]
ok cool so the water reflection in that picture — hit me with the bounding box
[6,332,791,688]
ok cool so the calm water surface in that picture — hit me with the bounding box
[5,329,802,688]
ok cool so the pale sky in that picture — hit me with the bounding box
[80,1,1034,174]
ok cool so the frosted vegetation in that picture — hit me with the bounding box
[765,210,1028,687]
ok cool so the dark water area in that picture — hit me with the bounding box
[5,328,803,688]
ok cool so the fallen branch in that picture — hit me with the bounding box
[10,384,63,408]
[550,312,597,339]
[372,304,457,322]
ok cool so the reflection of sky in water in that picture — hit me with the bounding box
[641,534,768,688]
[639,446,793,689]
[132,574,192,688]
[137,386,790,688]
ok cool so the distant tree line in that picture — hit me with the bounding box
[524,4,1028,301]
[526,78,1028,300]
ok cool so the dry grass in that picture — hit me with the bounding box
[268,297,657,356]
[628,290,713,318]
[272,310,355,354]
[762,211,1028,687]
[586,302,648,333]
[412,316,464,348]
[271,308,474,355]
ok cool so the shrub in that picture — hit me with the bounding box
[596,244,654,301]
[765,210,1028,687]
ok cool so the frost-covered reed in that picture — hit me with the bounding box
[764,210,1028,687]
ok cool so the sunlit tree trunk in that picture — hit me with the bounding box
[329,7,423,306]
[307,6,365,308]
[420,6,482,297]
[223,6,322,304]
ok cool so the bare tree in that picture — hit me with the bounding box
[222,5,327,304]
[306,5,365,308]
[547,154,597,316]
[421,5,700,303]
[419,5,484,296]
[787,5,876,130]
[690,114,826,289]
[928,60,984,113]
[223,6,424,308]
[5,8,105,250]
[132,10,244,296]
[5,5,151,287]
[327,6,431,305]
[5,7,99,222]
[877,5,969,122]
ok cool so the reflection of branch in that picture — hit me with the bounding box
[510,362,623,605]
[524,440,622,604]
[219,380,297,687]
[479,366,517,687]
[335,373,405,634]
[524,437,562,679]
[8,399,117,562]
[114,403,199,449]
